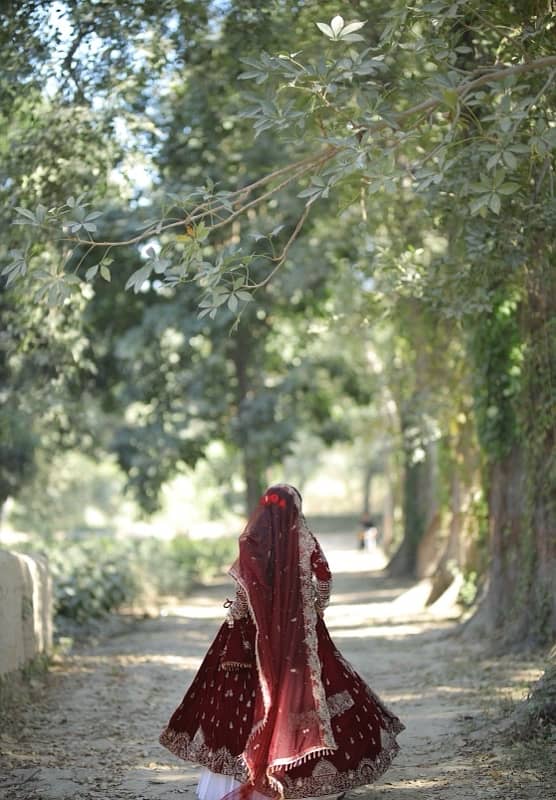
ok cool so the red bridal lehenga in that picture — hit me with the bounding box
[160,484,405,800]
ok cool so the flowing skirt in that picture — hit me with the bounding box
[160,616,404,798]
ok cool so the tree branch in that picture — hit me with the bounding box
[250,204,312,290]
[36,54,556,302]
[377,56,556,131]
[65,147,338,250]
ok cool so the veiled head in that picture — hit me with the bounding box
[261,483,302,512]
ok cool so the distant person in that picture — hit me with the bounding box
[358,512,377,551]
[365,518,379,552]
[160,484,405,800]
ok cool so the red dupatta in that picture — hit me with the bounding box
[228,484,337,799]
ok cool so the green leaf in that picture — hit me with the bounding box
[497,182,519,195]
[486,154,499,171]
[236,291,253,302]
[124,265,151,293]
[85,264,99,281]
[47,285,60,307]
[14,206,36,221]
[238,70,268,83]
[196,222,210,242]
[469,195,488,215]
[493,168,507,188]
[442,88,459,110]
[100,265,111,282]
[489,193,501,214]
[502,151,518,169]
[297,186,322,199]
[340,33,365,42]
[341,20,366,36]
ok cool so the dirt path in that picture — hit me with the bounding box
[0,533,550,800]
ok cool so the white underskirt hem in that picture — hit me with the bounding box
[197,768,271,800]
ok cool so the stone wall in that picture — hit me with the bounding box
[0,549,52,677]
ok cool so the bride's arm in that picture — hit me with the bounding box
[310,536,332,617]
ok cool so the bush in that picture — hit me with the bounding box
[143,535,237,596]
[22,533,237,626]
[48,537,139,623]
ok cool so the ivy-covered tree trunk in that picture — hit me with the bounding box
[520,252,556,643]
[485,257,556,644]
[472,239,556,645]
[485,441,555,645]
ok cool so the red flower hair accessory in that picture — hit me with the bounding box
[260,492,287,509]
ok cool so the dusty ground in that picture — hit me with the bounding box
[0,533,552,800]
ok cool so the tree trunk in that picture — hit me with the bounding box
[485,361,555,641]
[361,462,374,516]
[381,463,395,553]
[388,432,438,578]
[243,451,264,514]
[484,445,526,635]
[481,241,556,645]
[427,471,466,603]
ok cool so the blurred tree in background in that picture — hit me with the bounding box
[1,1,554,645]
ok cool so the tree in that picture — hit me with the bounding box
[2,1,555,643]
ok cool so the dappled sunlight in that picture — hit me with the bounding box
[134,654,202,670]
[160,603,225,619]
[332,586,404,603]
[325,546,388,573]
[128,764,199,781]
[330,622,437,639]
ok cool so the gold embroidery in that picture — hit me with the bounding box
[326,690,354,719]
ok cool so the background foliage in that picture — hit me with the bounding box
[0,1,554,644]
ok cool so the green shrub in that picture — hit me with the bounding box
[134,535,237,596]
[458,569,479,607]
[22,533,237,626]
[48,537,139,623]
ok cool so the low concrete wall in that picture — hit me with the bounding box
[0,549,52,677]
